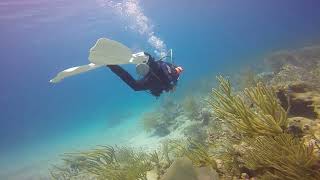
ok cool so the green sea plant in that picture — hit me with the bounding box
[310,61,320,77]
[140,101,180,136]
[237,68,258,90]
[50,145,153,180]
[217,144,242,178]
[50,165,84,180]
[243,133,320,180]
[209,76,288,136]
[182,96,200,120]
[141,111,162,132]
[150,151,162,179]
[182,122,207,143]
[206,117,244,177]
[168,138,218,171]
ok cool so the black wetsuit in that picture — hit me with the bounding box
[107,53,179,97]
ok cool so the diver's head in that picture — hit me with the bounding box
[175,66,184,75]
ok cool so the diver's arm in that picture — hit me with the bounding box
[107,65,147,91]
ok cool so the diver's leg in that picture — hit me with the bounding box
[107,65,146,91]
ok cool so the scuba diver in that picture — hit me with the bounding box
[50,38,183,97]
[107,52,183,97]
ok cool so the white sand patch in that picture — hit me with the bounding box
[127,115,194,152]
[0,114,145,180]
[1,112,191,180]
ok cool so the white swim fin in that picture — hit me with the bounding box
[50,63,102,83]
[89,38,147,65]
[50,38,150,83]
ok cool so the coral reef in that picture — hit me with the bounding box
[265,46,320,86]
[160,157,198,180]
[208,76,320,179]
[160,157,219,180]
[140,99,182,137]
[141,111,163,133]
[243,134,320,180]
[233,68,259,91]
[182,122,207,143]
[50,45,320,180]
[265,46,320,73]
[51,75,320,180]
[275,82,320,119]
[140,95,211,138]
[50,146,153,180]
[182,96,201,120]
[167,138,218,171]
[263,46,320,119]
[209,76,288,136]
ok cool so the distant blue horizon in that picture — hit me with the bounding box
[1,0,320,173]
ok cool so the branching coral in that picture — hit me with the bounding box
[141,111,162,133]
[270,64,308,88]
[206,117,245,177]
[243,133,320,180]
[182,122,207,143]
[209,76,288,136]
[50,146,153,180]
[167,138,218,171]
[264,46,320,73]
[236,68,259,90]
[51,71,320,180]
[266,46,320,90]
[207,76,320,179]
[160,98,182,119]
[140,99,181,136]
[182,96,200,120]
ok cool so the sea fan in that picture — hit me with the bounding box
[243,134,320,180]
[209,76,288,136]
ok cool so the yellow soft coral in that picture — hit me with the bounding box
[209,76,288,136]
[243,134,320,180]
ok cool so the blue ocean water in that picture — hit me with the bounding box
[1,0,320,178]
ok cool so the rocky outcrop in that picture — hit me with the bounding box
[276,82,320,119]
[161,158,219,180]
[265,46,320,73]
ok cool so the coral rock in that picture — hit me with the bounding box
[161,158,219,180]
[195,166,219,180]
[265,46,320,73]
[161,157,198,180]
[276,82,320,119]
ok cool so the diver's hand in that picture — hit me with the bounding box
[130,52,149,64]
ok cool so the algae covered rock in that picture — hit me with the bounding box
[286,116,320,139]
[270,64,310,87]
[140,98,183,137]
[182,122,207,143]
[275,82,320,119]
[265,46,320,73]
[182,96,201,120]
[209,76,288,137]
[161,157,198,180]
[161,157,219,180]
[195,166,219,180]
[243,133,320,180]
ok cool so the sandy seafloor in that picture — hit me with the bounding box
[1,108,192,180]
